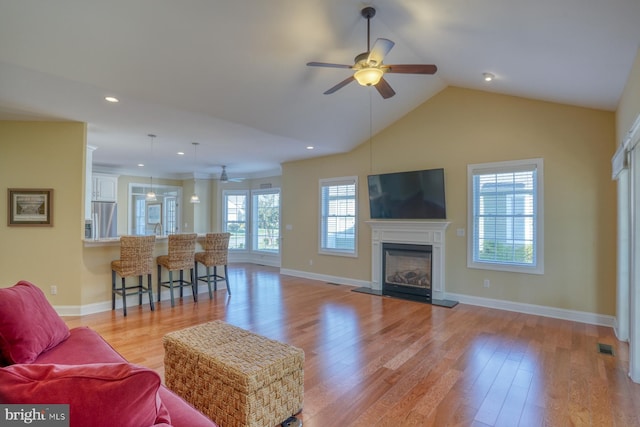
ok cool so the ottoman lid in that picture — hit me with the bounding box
[165,321,304,393]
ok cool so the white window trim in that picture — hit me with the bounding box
[467,158,544,275]
[319,176,358,258]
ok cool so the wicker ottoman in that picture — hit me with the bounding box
[163,320,304,427]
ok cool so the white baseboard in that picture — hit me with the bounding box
[56,285,228,317]
[446,292,616,327]
[228,253,280,267]
[279,268,370,288]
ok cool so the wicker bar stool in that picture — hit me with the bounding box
[157,233,198,307]
[194,232,231,298]
[111,235,156,316]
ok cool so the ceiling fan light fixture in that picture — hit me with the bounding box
[220,166,229,183]
[483,72,495,82]
[354,68,384,86]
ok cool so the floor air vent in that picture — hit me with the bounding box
[598,343,614,356]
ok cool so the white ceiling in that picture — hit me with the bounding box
[1,0,639,180]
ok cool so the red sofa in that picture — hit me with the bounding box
[0,281,217,427]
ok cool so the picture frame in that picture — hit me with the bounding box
[8,188,53,227]
[146,203,162,224]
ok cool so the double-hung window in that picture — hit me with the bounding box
[319,177,357,256]
[467,158,544,274]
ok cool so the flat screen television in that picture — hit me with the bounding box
[367,168,446,219]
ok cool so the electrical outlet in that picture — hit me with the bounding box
[483,279,490,288]
[309,259,313,266]
[50,285,58,295]
[456,228,465,237]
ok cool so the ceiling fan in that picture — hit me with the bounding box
[219,165,244,183]
[307,6,437,99]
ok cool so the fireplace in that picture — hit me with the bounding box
[367,220,450,301]
[382,243,432,302]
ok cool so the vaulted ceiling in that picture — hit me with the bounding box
[1,1,639,179]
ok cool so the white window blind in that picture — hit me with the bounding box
[319,177,357,256]
[468,159,544,274]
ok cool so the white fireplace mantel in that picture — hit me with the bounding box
[367,220,450,300]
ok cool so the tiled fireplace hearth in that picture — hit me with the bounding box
[367,220,450,301]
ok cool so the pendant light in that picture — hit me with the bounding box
[189,142,200,204]
[146,134,157,202]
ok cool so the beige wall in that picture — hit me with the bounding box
[617,47,640,143]
[0,121,86,305]
[282,86,617,315]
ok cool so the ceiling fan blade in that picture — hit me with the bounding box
[375,77,395,99]
[384,64,438,74]
[307,62,353,69]
[324,76,356,95]
[367,38,395,65]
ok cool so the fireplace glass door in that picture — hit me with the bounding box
[382,243,432,302]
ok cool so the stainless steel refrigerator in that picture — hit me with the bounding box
[91,201,118,239]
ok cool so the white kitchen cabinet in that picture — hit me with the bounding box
[92,173,118,201]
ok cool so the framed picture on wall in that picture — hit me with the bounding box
[8,188,53,226]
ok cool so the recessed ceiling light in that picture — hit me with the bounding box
[138,163,144,167]
[483,73,494,82]
[177,152,185,156]
[105,96,119,103]
[306,146,314,150]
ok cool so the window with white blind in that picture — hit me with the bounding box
[319,177,358,256]
[467,158,544,274]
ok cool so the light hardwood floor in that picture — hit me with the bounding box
[65,264,640,426]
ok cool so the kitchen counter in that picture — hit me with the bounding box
[83,234,206,247]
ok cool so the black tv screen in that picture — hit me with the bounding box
[367,168,446,219]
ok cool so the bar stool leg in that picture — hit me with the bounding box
[179,270,184,298]
[138,276,143,306]
[224,265,230,295]
[206,266,213,298]
[111,270,116,310]
[169,270,175,307]
[157,265,162,302]
[148,273,155,311]
[191,268,197,302]
[121,277,127,317]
